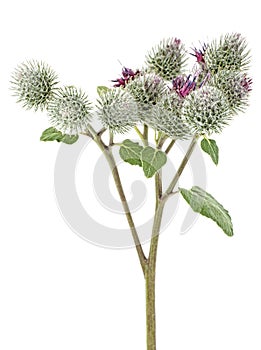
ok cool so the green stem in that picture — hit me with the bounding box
[109,130,114,146]
[87,125,147,274]
[146,201,164,350]
[145,135,199,350]
[87,125,199,349]
[134,126,147,145]
[143,124,149,146]
[157,133,168,148]
[164,135,199,197]
[155,171,162,209]
[165,139,176,154]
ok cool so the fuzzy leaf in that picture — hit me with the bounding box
[201,138,219,165]
[179,186,233,236]
[97,86,111,97]
[40,127,63,142]
[141,146,167,178]
[40,127,79,144]
[60,134,79,144]
[119,139,143,166]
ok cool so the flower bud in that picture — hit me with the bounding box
[96,89,138,134]
[145,38,186,80]
[210,70,252,113]
[47,86,92,134]
[183,86,231,135]
[147,93,192,139]
[205,33,250,74]
[11,60,58,111]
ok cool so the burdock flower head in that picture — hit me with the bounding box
[145,38,186,80]
[183,86,232,135]
[96,88,138,134]
[125,73,167,121]
[204,33,250,74]
[148,92,192,140]
[11,60,58,111]
[211,70,252,113]
[47,86,93,135]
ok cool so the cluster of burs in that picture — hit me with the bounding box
[11,33,252,139]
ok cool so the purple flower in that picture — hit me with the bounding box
[191,43,207,65]
[112,67,140,88]
[241,75,252,92]
[172,75,197,98]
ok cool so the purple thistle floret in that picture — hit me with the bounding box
[112,67,140,88]
[241,75,252,92]
[172,75,197,98]
[191,43,207,65]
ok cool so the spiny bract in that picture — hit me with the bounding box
[125,73,167,121]
[145,38,186,80]
[47,86,92,135]
[96,89,138,134]
[11,60,58,111]
[204,33,250,74]
[147,93,192,140]
[210,70,252,113]
[183,86,232,135]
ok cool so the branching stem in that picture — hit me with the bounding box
[87,124,147,274]
[86,125,199,349]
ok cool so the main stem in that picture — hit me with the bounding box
[88,126,198,350]
[146,202,164,350]
[145,135,199,350]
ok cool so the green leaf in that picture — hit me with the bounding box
[40,127,79,144]
[179,186,233,236]
[97,86,111,97]
[141,146,167,178]
[60,134,79,144]
[40,127,63,142]
[201,138,219,165]
[119,139,143,166]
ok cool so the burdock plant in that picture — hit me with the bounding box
[11,33,252,349]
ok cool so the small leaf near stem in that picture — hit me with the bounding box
[119,139,143,166]
[40,127,79,144]
[97,86,111,97]
[179,186,233,236]
[201,137,219,165]
[40,127,63,142]
[60,134,79,144]
[141,147,167,178]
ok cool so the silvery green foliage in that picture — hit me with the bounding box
[11,61,58,111]
[145,38,186,80]
[47,86,92,134]
[204,33,250,74]
[96,89,138,134]
[183,86,232,135]
[147,93,192,139]
[210,70,252,113]
[125,73,167,121]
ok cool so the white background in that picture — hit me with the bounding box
[1,0,261,349]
